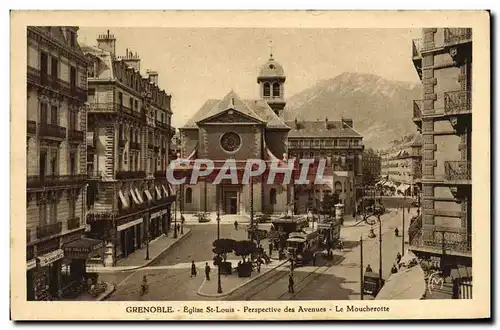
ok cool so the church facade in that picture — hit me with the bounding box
[178,55,293,215]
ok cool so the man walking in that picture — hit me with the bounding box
[191,261,197,277]
[205,262,211,281]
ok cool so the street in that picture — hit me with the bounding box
[101,205,415,301]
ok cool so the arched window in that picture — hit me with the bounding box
[334,181,342,194]
[272,83,280,97]
[270,188,277,205]
[185,187,192,204]
[263,82,271,97]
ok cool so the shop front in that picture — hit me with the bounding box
[150,211,162,240]
[32,248,65,300]
[117,218,143,260]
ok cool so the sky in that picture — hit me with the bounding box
[78,27,421,128]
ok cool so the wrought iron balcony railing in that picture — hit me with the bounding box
[444,161,471,181]
[412,38,422,58]
[444,28,472,46]
[115,170,146,180]
[38,123,67,139]
[68,129,84,143]
[27,120,36,135]
[67,217,80,230]
[154,170,166,178]
[37,222,62,239]
[410,228,471,255]
[27,174,87,189]
[88,103,143,119]
[413,99,423,119]
[444,90,471,115]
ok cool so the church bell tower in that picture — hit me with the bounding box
[257,45,286,117]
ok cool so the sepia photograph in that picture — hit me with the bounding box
[10,10,490,320]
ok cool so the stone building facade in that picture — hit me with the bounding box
[26,26,92,300]
[177,55,291,216]
[409,28,472,296]
[83,31,176,265]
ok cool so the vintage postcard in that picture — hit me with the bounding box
[10,10,490,320]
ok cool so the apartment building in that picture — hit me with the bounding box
[286,118,364,215]
[26,26,97,300]
[410,28,472,298]
[83,31,176,266]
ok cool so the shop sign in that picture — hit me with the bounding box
[27,259,37,271]
[37,249,64,267]
[316,223,331,229]
[117,218,143,232]
[151,212,160,219]
[61,231,83,245]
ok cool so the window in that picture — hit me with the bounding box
[88,88,95,96]
[51,57,58,78]
[334,139,338,146]
[263,82,271,97]
[185,187,192,204]
[118,92,123,105]
[50,198,57,224]
[68,193,76,219]
[69,152,76,175]
[50,150,58,176]
[69,31,76,47]
[50,106,58,125]
[270,188,277,205]
[68,109,77,130]
[129,98,133,109]
[272,83,280,97]
[135,100,138,110]
[124,151,128,165]
[40,52,48,75]
[70,66,76,89]
[40,103,48,123]
[39,150,47,178]
[334,181,342,194]
[39,204,47,226]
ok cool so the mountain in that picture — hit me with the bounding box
[284,72,422,149]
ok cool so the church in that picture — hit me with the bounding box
[177,54,294,215]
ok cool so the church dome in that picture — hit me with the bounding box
[258,56,285,78]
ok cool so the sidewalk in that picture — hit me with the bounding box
[197,259,286,298]
[89,229,192,273]
[62,282,116,301]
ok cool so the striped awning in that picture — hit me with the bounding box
[144,189,154,202]
[130,189,140,204]
[119,189,130,208]
[155,186,162,199]
[134,188,144,203]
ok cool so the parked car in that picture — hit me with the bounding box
[196,213,211,223]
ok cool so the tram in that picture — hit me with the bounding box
[286,229,320,266]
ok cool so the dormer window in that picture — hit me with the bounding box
[263,82,270,97]
[272,83,280,97]
[269,64,275,69]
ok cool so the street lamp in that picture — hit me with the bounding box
[377,214,383,284]
[249,175,254,242]
[360,236,364,300]
[145,217,150,260]
[174,186,178,239]
[216,194,223,294]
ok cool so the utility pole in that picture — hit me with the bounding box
[250,175,254,242]
[378,214,382,284]
[216,192,222,294]
[402,194,405,256]
[360,236,364,300]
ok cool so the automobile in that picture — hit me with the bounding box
[196,213,211,223]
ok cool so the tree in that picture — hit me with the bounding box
[233,240,257,263]
[212,238,236,262]
[321,192,336,218]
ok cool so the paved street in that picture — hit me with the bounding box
[100,207,417,301]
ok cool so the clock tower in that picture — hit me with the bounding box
[257,51,286,118]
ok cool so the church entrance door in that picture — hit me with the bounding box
[224,190,238,214]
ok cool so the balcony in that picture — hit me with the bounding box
[130,141,140,150]
[444,90,471,115]
[67,217,80,230]
[154,171,166,178]
[444,161,471,183]
[444,28,472,46]
[88,103,143,120]
[68,129,85,143]
[37,222,62,239]
[412,38,423,80]
[38,123,66,140]
[27,174,87,189]
[115,170,146,180]
[27,120,36,135]
[411,228,471,256]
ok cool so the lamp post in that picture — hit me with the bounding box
[216,193,223,294]
[174,187,178,239]
[378,214,383,284]
[145,217,150,260]
[402,192,405,256]
[360,236,364,300]
[249,175,254,242]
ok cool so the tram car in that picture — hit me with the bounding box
[286,229,320,266]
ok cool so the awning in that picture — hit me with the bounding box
[117,218,143,231]
[64,238,104,259]
[155,186,162,199]
[162,184,170,197]
[27,259,37,271]
[144,189,154,202]
[118,189,130,208]
[130,188,140,204]
[134,188,144,203]
[37,249,64,267]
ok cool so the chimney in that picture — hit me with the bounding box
[341,117,353,129]
[325,117,329,129]
[294,118,299,129]
[147,70,159,85]
[96,30,117,56]
[120,49,141,71]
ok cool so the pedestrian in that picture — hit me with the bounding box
[191,260,197,277]
[257,258,261,273]
[204,262,211,281]
[268,242,273,256]
[396,252,402,264]
[312,252,316,266]
[288,274,295,293]
[391,264,398,274]
[234,221,238,230]
[365,264,373,273]
[408,206,411,213]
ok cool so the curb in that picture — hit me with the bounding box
[196,260,288,298]
[97,282,116,301]
[95,230,193,273]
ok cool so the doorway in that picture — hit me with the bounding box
[224,190,238,214]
